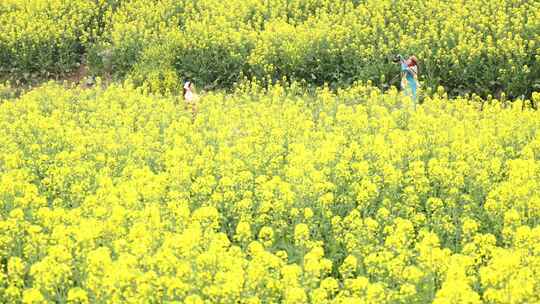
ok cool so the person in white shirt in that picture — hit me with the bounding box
[183,81,198,120]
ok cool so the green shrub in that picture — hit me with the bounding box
[0,0,117,81]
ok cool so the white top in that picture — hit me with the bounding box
[185,90,194,102]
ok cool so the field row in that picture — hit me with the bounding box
[1,84,540,302]
[1,0,539,97]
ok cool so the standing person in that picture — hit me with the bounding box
[183,80,198,121]
[399,55,420,106]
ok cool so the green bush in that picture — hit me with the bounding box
[0,0,117,81]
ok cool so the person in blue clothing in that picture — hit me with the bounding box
[399,55,420,106]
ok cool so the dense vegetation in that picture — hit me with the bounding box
[2,1,540,303]
[1,0,539,97]
[1,83,540,303]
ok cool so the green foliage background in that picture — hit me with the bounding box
[1,0,539,97]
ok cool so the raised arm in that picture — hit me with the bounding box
[401,62,408,72]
